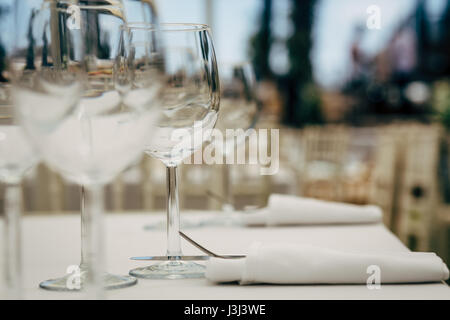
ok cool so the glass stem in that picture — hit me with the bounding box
[222,160,233,212]
[81,184,104,298]
[80,185,87,269]
[4,183,22,299]
[166,166,182,259]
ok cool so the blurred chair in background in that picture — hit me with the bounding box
[396,124,442,252]
[140,157,166,211]
[298,125,350,201]
[341,127,377,205]
[368,124,405,230]
[22,164,65,214]
[180,160,214,210]
[269,126,301,196]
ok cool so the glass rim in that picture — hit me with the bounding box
[122,22,211,32]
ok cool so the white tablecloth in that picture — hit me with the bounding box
[1,212,449,300]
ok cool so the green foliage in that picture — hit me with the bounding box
[249,0,273,80]
[441,106,450,130]
[296,82,324,127]
[286,0,315,82]
[432,80,450,130]
[286,0,320,127]
[249,0,321,127]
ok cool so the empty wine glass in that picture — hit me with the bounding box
[211,62,260,212]
[129,23,220,279]
[12,1,163,294]
[74,0,161,291]
[0,0,40,299]
[144,63,260,230]
[172,62,261,229]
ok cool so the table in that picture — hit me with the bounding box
[1,212,449,299]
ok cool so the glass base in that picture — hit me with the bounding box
[39,271,137,291]
[129,260,206,279]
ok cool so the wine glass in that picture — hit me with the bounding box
[144,63,260,230]
[76,0,160,248]
[0,0,40,299]
[129,23,220,279]
[210,62,260,212]
[171,62,260,229]
[12,1,163,293]
[73,0,161,291]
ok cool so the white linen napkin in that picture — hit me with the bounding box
[237,194,382,226]
[205,242,449,284]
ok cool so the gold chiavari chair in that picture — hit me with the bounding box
[270,126,301,196]
[299,125,350,202]
[368,124,405,230]
[396,123,442,251]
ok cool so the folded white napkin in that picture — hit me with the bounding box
[238,194,382,226]
[206,242,449,284]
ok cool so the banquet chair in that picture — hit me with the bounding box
[270,126,301,195]
[105,159,148,212]
[368,124,405,230]
[341,163,373,205]
[93,156,165,213]
[340,127,377,205]
[140,157,166,211]
[396,124,442,251]
[436,205,450,266]
[233,125,273,209]
[204,159,272,210]
[230,164,271,209]
[298,125,350,201]
[21,164,66,214]
[180,161,215,210]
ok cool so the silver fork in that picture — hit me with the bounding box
[179,231,246,259]
[130,231,246,261]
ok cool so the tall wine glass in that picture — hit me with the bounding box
[75,0,161,286]
[143,62,260,230]
[0,1,40,299]
[211,62,260,211]
[12,1,163,293]
[129,23,220,279]
[75,0,161,290]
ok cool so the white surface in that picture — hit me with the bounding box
[1,212,449,300]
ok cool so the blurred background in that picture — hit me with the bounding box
[1,0,450,269]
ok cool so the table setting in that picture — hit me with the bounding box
[0,0,449,301]
[4,207,450,300]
